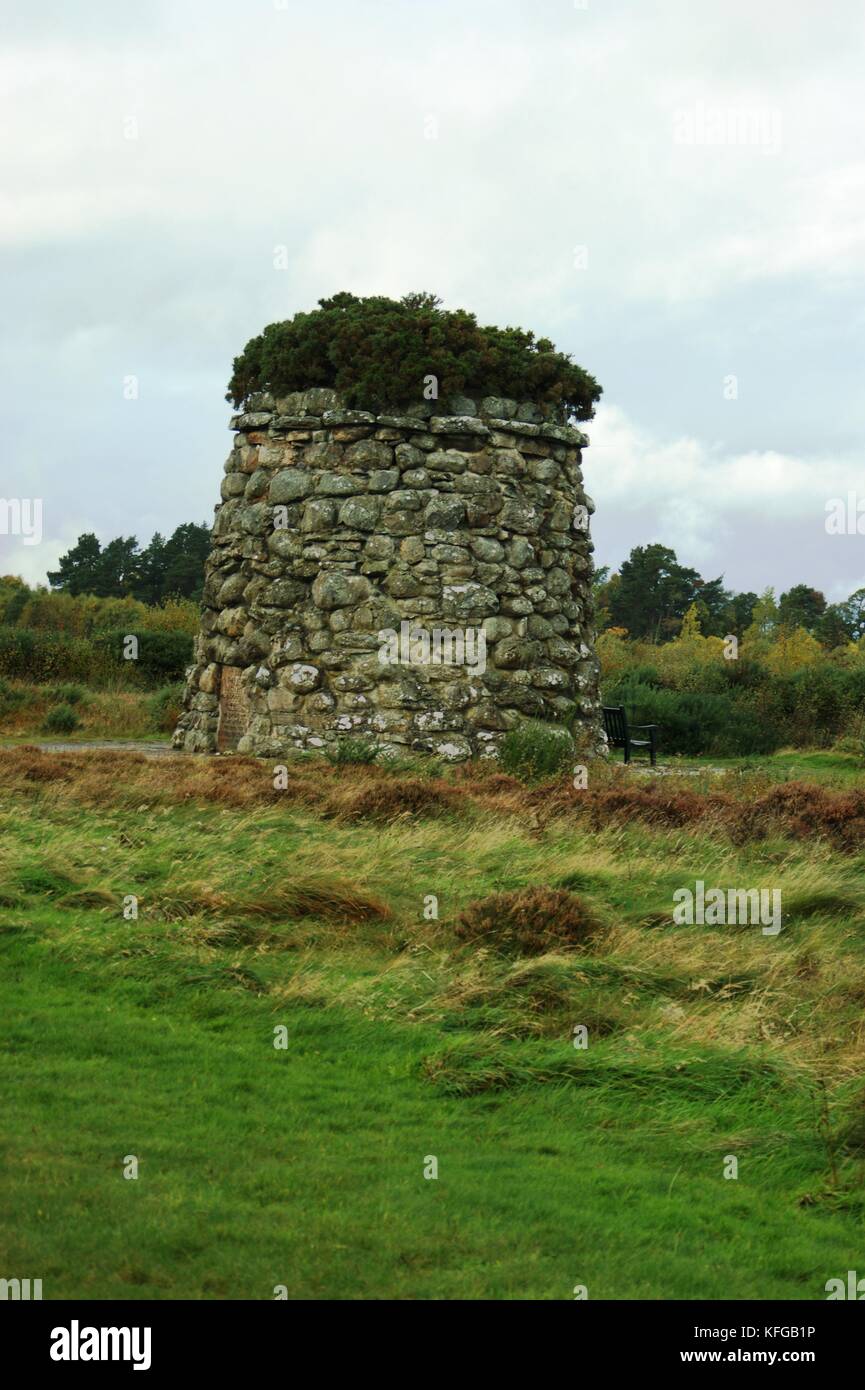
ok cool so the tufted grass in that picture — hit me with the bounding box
[1,750,865,1299]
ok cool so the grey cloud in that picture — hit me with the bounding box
[2,0,863,599]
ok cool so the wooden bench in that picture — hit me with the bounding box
[602,705,659,766]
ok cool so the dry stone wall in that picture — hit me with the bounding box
[173,387,603,761]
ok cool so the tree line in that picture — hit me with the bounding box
[594,543,863,647]
[47,524,210,604]
[45,528,864,651]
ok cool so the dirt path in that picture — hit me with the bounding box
[8,739,184,758]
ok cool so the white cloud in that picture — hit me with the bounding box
[3,4,864,304]
[589,404,861,519]
[587,403,865,594]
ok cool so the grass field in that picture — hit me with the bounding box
[1,745,864,1300]
[0,679,181,744]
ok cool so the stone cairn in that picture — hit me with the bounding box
[173,387,603,761]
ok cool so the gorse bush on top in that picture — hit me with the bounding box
[227,292,602,419]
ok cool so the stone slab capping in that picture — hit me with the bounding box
[173,387,603,761]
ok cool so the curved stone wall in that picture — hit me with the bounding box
[173,388,602,761]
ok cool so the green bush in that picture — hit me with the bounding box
[720,658,768,690]
[604,683,779,757]
[626,664,662,688]
[599,624,865,755]
[500,720,576,781]
[758,666,865,747]
[0,677,26,718]
[0,625,191,687]
[93,630,193,683]
[0,581,28,625]
[46,683,87,706]
[324,737,379,766]
[43,703,81,734]
[0,626,106,684]
[227,292,602,419]
[147,684,185,732]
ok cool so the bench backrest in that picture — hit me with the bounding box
[602,705,629,746]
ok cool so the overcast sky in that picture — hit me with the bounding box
[2,0,863,601]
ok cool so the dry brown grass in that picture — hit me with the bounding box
[0,688,168,740]
[319,775,460,822]
[729,780,865,851]
[149,879,392,924]
[455,887,604,957]
[7,744,865,1150]
[2,746,865,850]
